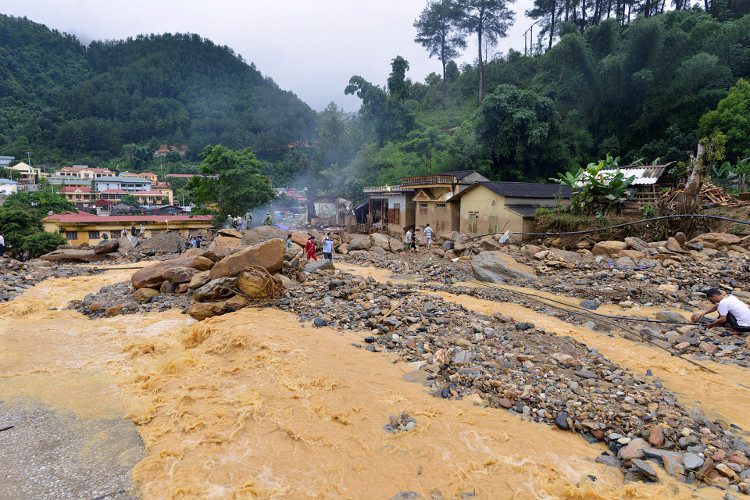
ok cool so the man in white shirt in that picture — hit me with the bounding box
[423,224,433,251]
[691,288,750,334]
[0,233,5,257]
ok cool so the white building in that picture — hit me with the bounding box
[93,176,152,193]
[0,178,19,195]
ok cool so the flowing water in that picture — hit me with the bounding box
[0,268,730,498]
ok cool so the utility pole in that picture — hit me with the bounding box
[522,20,542,56]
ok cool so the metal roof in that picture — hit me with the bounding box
[454,181,571,199]
[506,205,541,218]
[94,176,152,183]
[594,165,668,186]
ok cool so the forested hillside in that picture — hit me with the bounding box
[296,8,750,201]
[0,15,316,165]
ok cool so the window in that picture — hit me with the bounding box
[419,203,428,216]
[436,203,447,211]
[65,231,78,240]
[88,231,100,239]
[468,212,479,234]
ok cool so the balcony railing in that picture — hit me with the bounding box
[400,174,455,186]
[362,185,413,194]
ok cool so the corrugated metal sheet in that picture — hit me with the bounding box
[595,165,668,185]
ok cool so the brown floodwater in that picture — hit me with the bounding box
[0,268,728,498]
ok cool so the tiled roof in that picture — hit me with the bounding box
[59,186,93,193]
[455,181,571,199]
[101,189,127,194]
[506,205,542,218]
[133,191,167,196]
[44,212,213,224]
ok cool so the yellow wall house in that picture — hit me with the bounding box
[43,213,214,245]
[453,181,571,240]
[400,170,489,237]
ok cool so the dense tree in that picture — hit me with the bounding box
[699,78,750,162]
[387,56,412,99]
[455,0,516,102]
[414,0,467,103]
[1,189,74,218]
[188,145,274,217]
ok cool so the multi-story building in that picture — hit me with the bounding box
[121,171,158,183]
[54,166,114,179]
[93,176,152,193]
[59,186,98,205]
[99,189,169,206]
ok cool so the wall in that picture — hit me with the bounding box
[458,186,525,237]
[44,222,212,245]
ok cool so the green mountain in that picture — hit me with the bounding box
[0,15,316,164]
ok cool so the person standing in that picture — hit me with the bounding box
[322,233,334,260]
[305,235,317,262]
[286,233,294,251]
[130,225,137,237]
[404,229,413,252]
[423,223,433,251]
[0,232,5,257]
[263,213,273,226]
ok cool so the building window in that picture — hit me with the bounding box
[88,231,100,239]
[436,203,447,211]
[65,231,78,240]
[419,203,428,216]
[468,211,479,234]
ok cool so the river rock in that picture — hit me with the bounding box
[690,232,741,248]
[618,437,648,460]
[472,251,537,283]
[133,287,159,303]
[40,248,113,263]
[305,259,334,273]
[193,277,238,302]
[186,300,231,320]
[592,240,628,256]
[191,255,215,271]
[209,238,285,279]
[162,266,196,284]
[683,452,704,470]
[94,240,119,254]
[371,233,390,250]
[131,257,195,289]
[348,234,373,251]
[241,226,287,246]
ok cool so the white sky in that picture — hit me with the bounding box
[0,0,535,112]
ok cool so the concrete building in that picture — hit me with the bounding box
[93,176,152,193]
[99,189,169,205]
[361,185,416,235]
[4,162,42,183]
[54,166,114,179]
[59,186,97,205]
[400,170,490,237]
[0,178,19,195]
[48,176,93,187]
[453,181,571,239]
[121,171,159,182]
[43,213,213,245]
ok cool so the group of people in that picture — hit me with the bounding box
[403,224,433,252]
[225,212,274,231]
[184,235,203,250]
[286,233,335,263]
[120,225,146,239]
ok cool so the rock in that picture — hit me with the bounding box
[162,266,196,285]
[186,301,230,320]
[632,459,658,480]
[371,233,390,249]
[618,437,647,460]
[648,425,665,447]
[657,284,679,294]
[690,232,741,248]
[617,249,646,260]
[546,248,583,264]
[236,271,282,301]
[187,270,211,290]
[40,248,113,263]
[348,234,373,251]
[131,257,195,289]
[551,352,575,365]
[216,228,242,239]
[716,463,738,480]
[305,259,335,273]
[213,234,243,252]
[313,317,327,327]
[595,453,620,467]
[683,452,704,470]
[472,251,537,283]
[225,294,248,311]
[592,240,628,256]
[554,412,570,430]
[241,226,287,246]
[666,237,684,253]
[93,240,119,254]
[655,311,687,323]
[624,236,647,252]
[133,287,159,303]
[390,492,424,500]
[699,341,717,354]
[193,277,238,302]
[138,231,184,254]
[191,255,214,271]
[675,232,687,245]
[581,299,600,310]
[209,238,285,279]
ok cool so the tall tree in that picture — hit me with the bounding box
[387,56,411,99]
[456,0,516,102]
[414,0,467,104]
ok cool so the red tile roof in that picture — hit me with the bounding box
[133,191,168,196]
[101,189,127,194]
[59,186,93,193]
[44,212,213,224]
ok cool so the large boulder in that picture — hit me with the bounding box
[371,233,391,250]
[689,232,741,248]
[213,234,242,252]
[216,228,242,239]
[191,255,214,271]
[209,238,285,279]
[545,248,583,265]
[241,226,287,246]
[138,231,184,255]
[94,240,120,255]
[40,248,114,263]
[472,251,538,283]
[624,237,647,252]
[304,258,334,273]
[193,277,239,302]
[592,240,628,257]
[162,266,196,284]
[186,301,231,321]
[131,256,194,289]
[348,234,372,251]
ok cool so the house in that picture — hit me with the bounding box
[121,171,159,183]
[360,185,416,234]
[0,156,14,168]
[4,162,42,183]
[153,145,188,158]
[0,178,19,195]
[312,197,354,226]
[453,181,571,239]
[99,189,169,206]
[48,176,94,187]
[593,164,672,209]
[151,181,174,204]
[59,186,97,205]
[43,213,213,244]
[400,170,490,237]
[54,166,114,179]
[93,176,152,193]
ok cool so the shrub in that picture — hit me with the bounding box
[21,232,66,258]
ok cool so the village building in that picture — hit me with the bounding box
[0,178,19,195]
[400,170,490,237]
[43,213,213,245]
[59,186,98,206]
[53,165,114,179]
[93,176,152,193]
[311,196,354,226]
[4,161,43,183]
[99,189,169,206]
[151,181,175,204]
[594,164,672,210]
[48,175,94,187]
[360,185,416,234]
[153,144,188,157]
[121,171,159,182]
[453,181,571,240]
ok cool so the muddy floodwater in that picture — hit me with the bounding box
[0,270,728,498]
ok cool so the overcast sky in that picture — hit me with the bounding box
[0,0,535,112]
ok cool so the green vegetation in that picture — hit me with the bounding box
[0,189,71,258]
[554,154,636,215]
[188,145,274,220]
[0,15,316,165]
